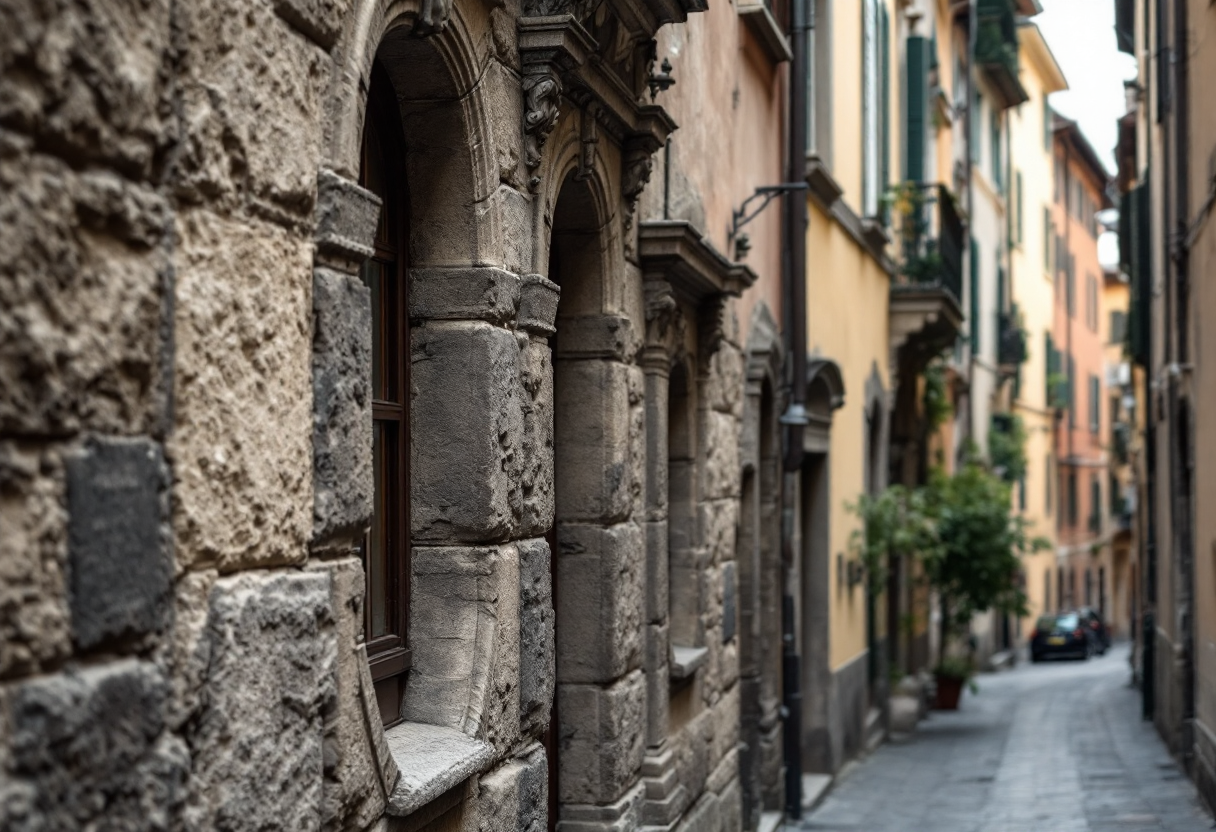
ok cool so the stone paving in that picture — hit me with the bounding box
[800,644,1214,832]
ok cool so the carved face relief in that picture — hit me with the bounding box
[414,0,454,35]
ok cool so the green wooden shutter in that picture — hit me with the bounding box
[1016,171,1024,242]
[1044,208,1052,271]
[970,237,981,351]
[906,36,927,183]
[1045,332,1056,404]
[880,5,890,192]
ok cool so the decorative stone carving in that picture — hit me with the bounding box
[698,295,730,359]
[523,70,562,174]
[622,145,655,256]
[522,0,597,19]
[575,104,600,181]
[643,279,683,356]
[415,0,455,35]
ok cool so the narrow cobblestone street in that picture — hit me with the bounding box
[802,645,1214,832]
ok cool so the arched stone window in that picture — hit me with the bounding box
[359,60,412,726]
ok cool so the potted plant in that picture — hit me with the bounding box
[922,459,1048,709]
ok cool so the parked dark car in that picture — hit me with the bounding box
[1076,606,1111,654]
[1029,612,1092,662]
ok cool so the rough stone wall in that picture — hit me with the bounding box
[0,1,752,831]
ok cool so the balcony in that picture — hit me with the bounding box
[737,0,791,63]
[975,0,1029,109]
[998,311,1026,368]
[889,183,965,363]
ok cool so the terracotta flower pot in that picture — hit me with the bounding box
[933,673,965,710]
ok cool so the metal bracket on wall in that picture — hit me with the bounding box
[728,183,809,259]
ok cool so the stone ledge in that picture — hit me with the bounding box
[670,645,709,680]
[383,722,493,817]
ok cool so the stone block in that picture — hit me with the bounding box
[644,623,670,746]
[517,274,561,337]
[669,548,708,649]
[720,639,739,692]
[704,343,744,417]
[171,209,313,571]
[0,144,169,437]
[559,783,645,832]
[0,659,189,831]
[0,0,174,179]
[405,545,516,737]
[555,522,644,684]
[306,558,385,830]
[0,442,70,679]
[557,670,646,805]
[703,410,740,501]
[518,335,554,538]
[674,790,721,832]
[702,498,739,567]
[311,267,374,552]
[182,570,336,831]
[493,185,533,276]
[519,538,554,733]
[411,321,523,543]
[705,747,738,795]
[173,1,328,219]
[644,520,669,624]
[315,168,382,267]
[553,359,634,525]
[626,364,646,522]
[554,316,635,362]
[409,266,520,324]
[474,745,547,832]
[163,568,215,732]
[66,436,171,649]
[273,0,350,49]
[483,59,528,193]
[708,684,741,767]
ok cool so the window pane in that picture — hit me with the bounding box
[359,259,385,400]
[368,421,389,639]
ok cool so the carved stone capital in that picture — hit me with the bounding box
[643,279,686,370]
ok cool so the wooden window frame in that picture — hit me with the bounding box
[360,63,412,727]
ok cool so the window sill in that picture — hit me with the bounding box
[384,722,493,817]
[737,3,793,63]
[670,645,709,680]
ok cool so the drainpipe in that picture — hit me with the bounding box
[1171,0,1195,766]
[780,0,810,817]
[964,0,977,448]
[1140,0,1156,722]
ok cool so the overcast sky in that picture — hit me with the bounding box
[1033,0,1137,266]
[1034,0,1138,174]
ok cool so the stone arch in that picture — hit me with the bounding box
[738,301,785,821]
[548,164,646,825]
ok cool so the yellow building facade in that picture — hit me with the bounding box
[1009,22,1066,636]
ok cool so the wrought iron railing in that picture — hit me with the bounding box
[891,182,964,305]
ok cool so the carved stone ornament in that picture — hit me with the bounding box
[414,0,454,35]
[698,294,729,359]
[622,145,655,256]
[523,70,563,172]
[522,0,597,21]
[644,279,686,359]
[575,104,600,181]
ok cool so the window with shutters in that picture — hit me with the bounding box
[1044,208,1053,273]
[359,63,412,726]
[1067,354,1076,427]
[1110,310,1127,344]
[990,109,1002,191]
[1089,475,1101,532]
[1045,454,1052,512]
[905,35,928,183]
[807,0,833,164]
[1067,471,1078,526]
[970,237,981,351]
[1015,170,1023,243]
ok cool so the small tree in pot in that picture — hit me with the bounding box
[922,460,1047,708]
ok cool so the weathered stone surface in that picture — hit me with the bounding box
[182,571,336,831]
[474,744,547,832]
[384,722,491,817]
[0,0,174,179]
[273,0,350,49]
[0,442,70,679]
[411,321,522,544]
[518,274,561,337]
[702,498,739,567]
[0,660,189,831]
[626,364,646,522]
[405,545,515,736]
[556,522,644,684]
[315,168,382,267]
[705,747,738,795]
[163,568,214,732]
[312,267,373,551]
[553,359,634,525]
[519,538,554,733]
[644,622,670,746]
[644,520,669,624]
[410,266,520,325]
[306,558,385,830]
[496,186,533,276]
[555,316,635,362]
[0,141,169,437]
[173,1,328,219]
[559,782,645,832]
[518,335,554,538]
[703,410,740,501]
[557,670,646,805]
[709,683,741,766]
[66,436,171,649]
[704,343,744,417]
[171,209,313,571]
